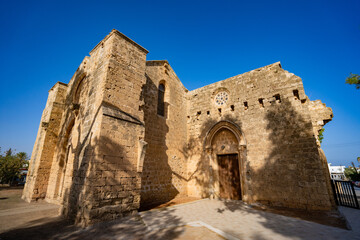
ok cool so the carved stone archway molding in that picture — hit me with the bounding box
[204,120,246,150]
[203,120,248,201]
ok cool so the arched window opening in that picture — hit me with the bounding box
[157,83,165,116]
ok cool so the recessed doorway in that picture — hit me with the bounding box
[217,154,241,200]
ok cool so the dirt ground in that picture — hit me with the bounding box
[0,187,65,236]
[0,186,28,210]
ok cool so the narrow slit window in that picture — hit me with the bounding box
[258,98,264,108]
[231,105,235,111]
[218,108,222,113]
[293,90,299,100]
[274,94,281,103]
[244,101,248,110]
[157,83,165,116]
[207,111,210,115]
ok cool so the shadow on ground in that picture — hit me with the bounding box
[217,199,348,229]
[0,187,186,240]
[0,211,185,240]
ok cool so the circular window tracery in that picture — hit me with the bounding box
[214,91,229,106]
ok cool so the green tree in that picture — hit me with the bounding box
[5,148,12,157]
[318,128,325,143]
[0,148,28,185]
[345,73,360,89]
[344,162,360,181]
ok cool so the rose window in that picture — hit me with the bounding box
[214,92,229,106]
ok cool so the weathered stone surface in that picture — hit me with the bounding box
[23,29,335,226]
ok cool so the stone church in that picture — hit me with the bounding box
[23,29,335,226]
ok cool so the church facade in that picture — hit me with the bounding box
[23,30,335,226]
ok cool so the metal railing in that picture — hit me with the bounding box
[331,180,359,209]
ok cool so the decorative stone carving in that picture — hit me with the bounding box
[214,91,229,106]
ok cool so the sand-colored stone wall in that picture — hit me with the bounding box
[308,100,333,144]
[43,33,114,225]
[140,61,188,208]
[308,100,336,208]
[22,82,67,201]
[25,30,149,225]
[84,31,148,224]
[186,62,335,210]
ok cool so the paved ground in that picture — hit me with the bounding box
[140,199,360,240]
[1,188,360,240]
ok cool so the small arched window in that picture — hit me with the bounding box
[157,83,165,116]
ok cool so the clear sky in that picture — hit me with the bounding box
[0,0,359,167]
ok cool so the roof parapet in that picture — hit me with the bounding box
[90,29,149,56]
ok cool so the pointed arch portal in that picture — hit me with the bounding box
[204,121,247,200]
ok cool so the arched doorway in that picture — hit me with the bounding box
[204,121,246,200]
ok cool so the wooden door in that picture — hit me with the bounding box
[217,154,241,200]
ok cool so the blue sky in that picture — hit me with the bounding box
[0,0,359,166]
